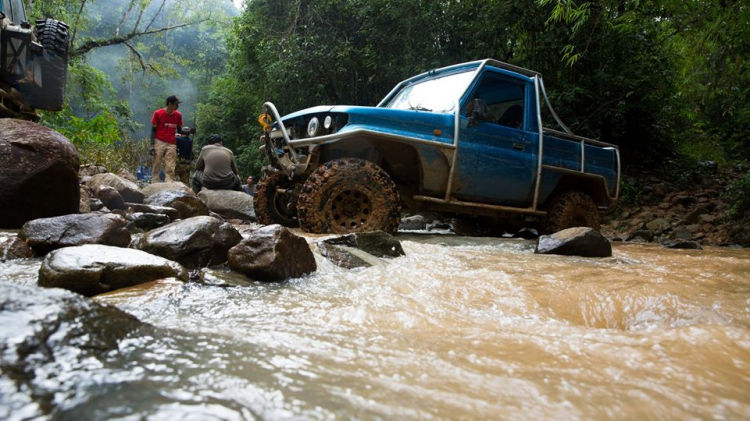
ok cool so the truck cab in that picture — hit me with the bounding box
[256,59,620,235]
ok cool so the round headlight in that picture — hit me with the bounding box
[324,115,333,129]
[307,117,320,137]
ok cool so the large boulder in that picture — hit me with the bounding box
[228,224,317,281]
[0,119,80,228]
[0,282,146,419]
[145,190,208,219]
[86,173,145,204]
[19,213,131,255]
[317,231,405,269]
[535,227,612,258]
[141,181,193,198]
[134,216,242,269]
[39,244,187,296]
[197,189,257,221]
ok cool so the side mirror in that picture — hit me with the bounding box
[469,98,489,126]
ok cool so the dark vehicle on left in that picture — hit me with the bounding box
[0,0,69,120]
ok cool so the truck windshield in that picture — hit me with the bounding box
[384,70,475,113]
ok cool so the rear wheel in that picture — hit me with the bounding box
[297,158,401,234]
[27,19,69,110]
[254,173,299,227]
[542,191,600,234]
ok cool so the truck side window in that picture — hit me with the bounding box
[465,72,525,130]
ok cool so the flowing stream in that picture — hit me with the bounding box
[4,233,750,419]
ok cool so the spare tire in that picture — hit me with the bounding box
[26,19,69,111]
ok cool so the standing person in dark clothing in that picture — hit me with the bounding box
[150,95,183,183]
[191,134,242,193]
[175,126,194,184]
[242,175,256,196]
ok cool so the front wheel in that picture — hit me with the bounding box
[297,158,401,234]
[254,173,299,227]
[541,191,600,234]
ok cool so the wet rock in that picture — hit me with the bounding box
[684,205,710,225]
[79,186,91,213]
[145,190,208,219]
[89,198,105,211]
[19,213,131,255]
[197,189,257,222]
[199,267,256,288]
[317,231,405,269]
[0,236,34,261]
[86,173,144,204]
[0,119,80,228]
[125,212,172,234]
[663,241,703,250]
[141,181,193,198]
[672,227,694,241]
[428,221,452,231]
[39,244,187,296]
[0,282,146,419]
[645,218,671,234]
[513,228,539,240]
[399,215,427,231]
[93,185,128,210]
[126,203,180,221]
[134,216,242,269]
[228,224,316,281]
[535,227,612,258]
[626,229,654,242]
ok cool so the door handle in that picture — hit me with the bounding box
[513,143,525,151]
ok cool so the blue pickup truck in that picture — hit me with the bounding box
[256,59,620,235]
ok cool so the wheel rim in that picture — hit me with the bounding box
[330,189,371,230]
[272,188,296,223]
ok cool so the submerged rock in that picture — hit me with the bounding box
[228,224,316,281]
[317,231,405,269]
[134,216,242,269]
[663,241,703,250]
[197,189,257,222]
[0,119,80,228]
[19,213,131,255]
[39,244,187,296]
[145,190,208,219]
[535,227,612,258]
[86,173,144,204]
[0,282,146,419]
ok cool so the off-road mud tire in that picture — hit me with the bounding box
[28,19,69,111]
[542,191,600,234]
[254,173,299,227]
[297,158,401,234]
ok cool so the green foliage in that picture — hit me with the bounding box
[723,169,750,220]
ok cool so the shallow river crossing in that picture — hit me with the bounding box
[3,232,750,419]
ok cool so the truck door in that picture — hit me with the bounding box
[454,70,538,207]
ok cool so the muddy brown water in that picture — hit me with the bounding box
[3,232,750,419]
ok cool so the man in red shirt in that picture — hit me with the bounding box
[150,95,183,183]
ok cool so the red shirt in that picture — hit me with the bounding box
[151,108,183,144]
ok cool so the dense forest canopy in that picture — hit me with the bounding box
[26,0,750,217]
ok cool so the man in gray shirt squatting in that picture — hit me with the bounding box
[191,134,242,193]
